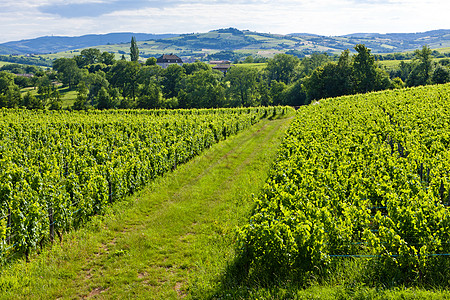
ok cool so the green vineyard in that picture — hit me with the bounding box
[239,83,450,284]
[0,106,287,259]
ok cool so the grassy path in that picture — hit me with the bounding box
[0,115,293,299]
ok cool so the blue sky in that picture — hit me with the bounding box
[0,0,448,43]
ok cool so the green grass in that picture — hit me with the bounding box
[379,56,449,70]
[19,86,78,109]
[0,112,294,299]
[58,86,78,108]
[233,63,267,70]
[212,254,450,299]
[436,47,450,53]
[378,59,412,69]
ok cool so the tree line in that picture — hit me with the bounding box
[1,42,449,110]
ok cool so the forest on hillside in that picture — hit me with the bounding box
[0,44,449,111]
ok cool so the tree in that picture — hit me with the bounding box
[53,58,83,89]
[432,64,450,84]
[178,69,225,108]
[161,64,185,99]
[86,71,109,105]
[282,80,307,106]
[182,60,211,75]
[137,83,161,109]
[225,66,259,107]
[21,91,34,108]
[336,49,354,94]
[14,75,32,89]
[130,36,139,62]
[139,65,163,85]
[352,44,378,93]
[390,61,413,82]
[72,81,89,110]
[407,45,433,87]
[37,75,53,106]
[48,89,62,110]
[266,54,299,85]
[75,48,102,68]
[145,57,157,66]
[352,44,391,93]
[101,51,116,65]
[25,91,45,109]
[257,80,271,106]
[96,87,116,109]
[0,86,21,108]
[0,72,21,108]
[244,56,254,64]
[269,80,287,106]
[302,63,337,100]
[108,60,140,102]
[391,77,405,89]
[302,50,354,101]
[299,52,330,77]
[0,71,15,94]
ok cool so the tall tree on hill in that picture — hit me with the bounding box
[108,60,140,102]
[75,48,102,67]
[130,36,139,62]
[225,66,259,107]
[73,81,89,110]
[353,44,391,94]
[302,50,353,101]
[266,54,299,85]
[178,69,225,108]
[161,64,185,99]
[0,72,21,108]
[96,87,115,110]
[299,52,330,77]
[407,45,433,87]
[432,64,450,84]
[352,44,377,93]
[53,58,83,89]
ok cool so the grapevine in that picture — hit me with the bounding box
[239,84,450,283]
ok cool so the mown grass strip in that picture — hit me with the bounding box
[0,114,294,299]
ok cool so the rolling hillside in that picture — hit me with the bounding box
[1,28,449,63]
[2,28,450,55]
[0,32,179,55]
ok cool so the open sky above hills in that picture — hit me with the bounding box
[0,0,449,43]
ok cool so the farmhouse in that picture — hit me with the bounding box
[210,60,232,74]
[156,54,183,68]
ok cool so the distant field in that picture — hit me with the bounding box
[58,87,78,108]
[3,43,449,74]
[233,63,267,70]
[20,86,78,109]
[379,56,449,70]
[437,47,450,53]
[378,59,412,69]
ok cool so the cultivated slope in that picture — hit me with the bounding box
[1,28,449,56]
[0,114,294,299]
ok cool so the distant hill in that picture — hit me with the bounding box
[0,33,179,55]
[336,29,450,51]
[1,28,449,60]
[0,45,17,55]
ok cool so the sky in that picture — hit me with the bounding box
[0,0,449,43]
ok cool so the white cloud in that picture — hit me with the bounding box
[0,0,448,43]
